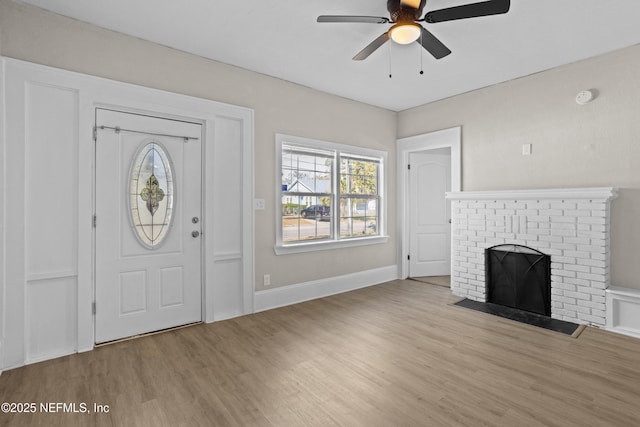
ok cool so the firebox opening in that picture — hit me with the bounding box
[486,244,551,317]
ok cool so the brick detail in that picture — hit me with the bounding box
[450,195,613,327]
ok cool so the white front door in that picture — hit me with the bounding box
[95,109,202,343]
[409,150,451,277]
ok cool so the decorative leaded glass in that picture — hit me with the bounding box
[129,141,174,248]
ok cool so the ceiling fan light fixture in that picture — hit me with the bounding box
[389,22,421,45]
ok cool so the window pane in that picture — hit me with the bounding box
[340,157,378,195]
[281,195,332,243]
[282,149,333,194]
[339,197,378,238]
[129,142,174,248]
[339,157,380,237]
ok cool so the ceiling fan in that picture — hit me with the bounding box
[317,0,510,61]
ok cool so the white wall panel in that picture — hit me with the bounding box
[607,287,640,339]
[0,55,4,372]
[22,82,79,364]
[25,82,78,275]
[26,277,77,363]
[213,117,243,256]
[212,259,243,321]
[4,60,29,368]
[207,116,246,320]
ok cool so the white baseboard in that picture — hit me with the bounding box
[606,287,640,339]
[212,309,245,323]
[254,265,399,313]
[25,349,76,366]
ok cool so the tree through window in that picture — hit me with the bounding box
[339,156,379,238]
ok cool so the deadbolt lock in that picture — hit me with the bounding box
[192,217,200,224]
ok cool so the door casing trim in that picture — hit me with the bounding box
[397,127,461,279]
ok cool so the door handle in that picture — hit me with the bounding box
[191,230,200,238]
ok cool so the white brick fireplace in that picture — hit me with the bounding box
[446,188,618,327]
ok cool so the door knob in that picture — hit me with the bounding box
[191,230,200,238]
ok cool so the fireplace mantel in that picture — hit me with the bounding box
[446,187,618,201]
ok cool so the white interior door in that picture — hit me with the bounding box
[95,109,202,343]
[409,149,451,277]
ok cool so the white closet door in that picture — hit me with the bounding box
[409,151,451,277]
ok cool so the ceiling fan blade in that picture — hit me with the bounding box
[419,26,451,59]
[424,0,510,23]
[317,15,390,24]
[353,33,390,61]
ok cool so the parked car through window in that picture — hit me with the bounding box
[300,204,330,219]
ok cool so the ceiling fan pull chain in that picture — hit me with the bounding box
[388,42,393,78]
[419,31,424,75]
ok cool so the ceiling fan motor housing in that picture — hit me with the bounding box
[387,0,426,21]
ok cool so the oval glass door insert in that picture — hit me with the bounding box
[129,141,174,248]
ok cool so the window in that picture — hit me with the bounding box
[129,141,174,248]
[276,134,388,254]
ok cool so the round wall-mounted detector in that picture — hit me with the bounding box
[575,90,594,105]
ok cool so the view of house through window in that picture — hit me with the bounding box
[279,138,383,246]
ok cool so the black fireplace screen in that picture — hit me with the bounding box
[485,244,551,316]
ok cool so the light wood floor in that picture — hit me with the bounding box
[410,275,451,288]
[1,280,640,427]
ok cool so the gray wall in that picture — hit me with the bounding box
[399,44,640,290]
[3,0,639,291]
[0,0,398,291]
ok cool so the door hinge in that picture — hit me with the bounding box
[93,126,97,141]
[407,254,410,261]
[93,215,97,228]
[408,164,411,170]
[92,302,96,315]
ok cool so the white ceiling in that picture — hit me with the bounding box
[18,0,640,111]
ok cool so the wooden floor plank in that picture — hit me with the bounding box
[1,279,640,426]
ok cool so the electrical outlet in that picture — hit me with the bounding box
[263,274,271,287]
[254,198,265,210]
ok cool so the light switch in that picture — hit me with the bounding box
[522,144,532,156]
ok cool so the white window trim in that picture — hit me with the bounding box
[275,133,389,255]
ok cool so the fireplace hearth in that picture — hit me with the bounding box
[486,244,551,316]
[453,298,580,335]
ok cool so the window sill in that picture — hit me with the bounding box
[274,235,389,255]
